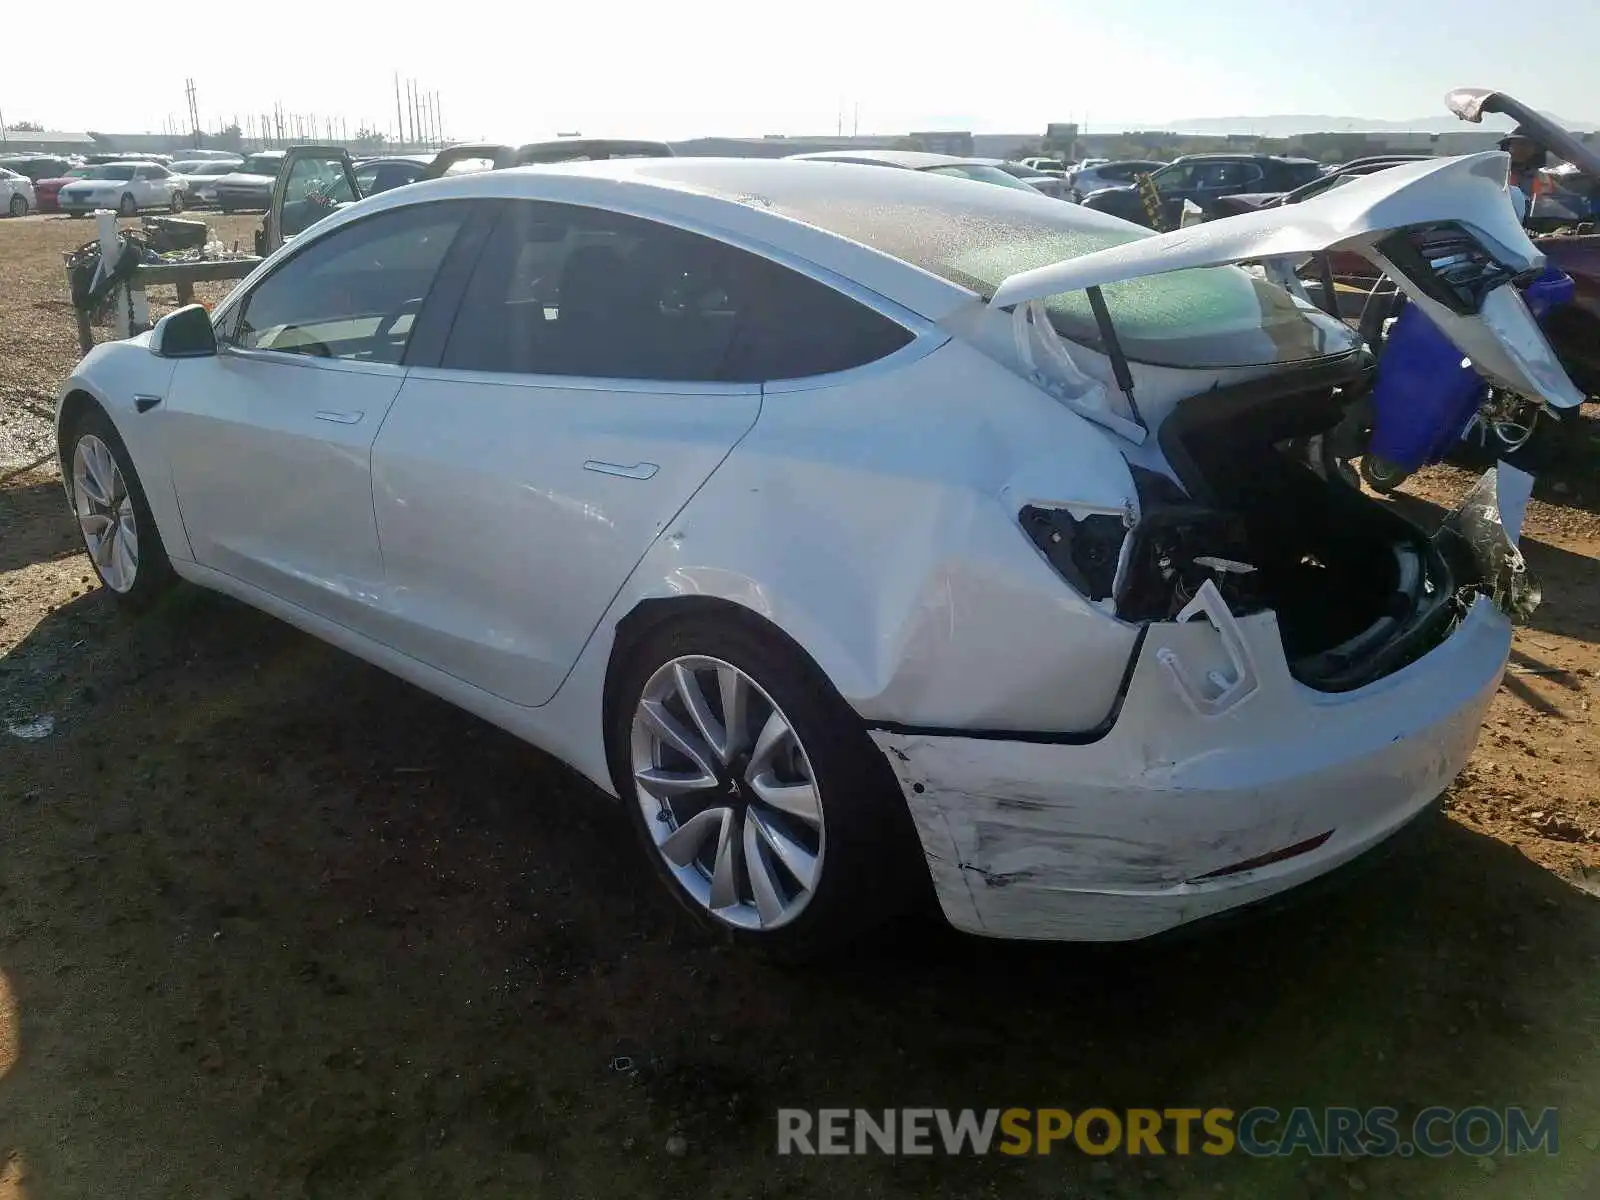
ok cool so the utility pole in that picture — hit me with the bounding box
[394,73,404,146]
[853,102,860,137]
[185,77,202,147]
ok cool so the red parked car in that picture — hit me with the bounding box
[33,166,99,214]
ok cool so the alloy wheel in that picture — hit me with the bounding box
[630,656,825,931]
[72,434,139,593]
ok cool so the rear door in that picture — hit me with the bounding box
[366,199,762,706]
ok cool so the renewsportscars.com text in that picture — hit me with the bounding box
[776,1106,1559,1157]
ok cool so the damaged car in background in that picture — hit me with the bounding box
[53,153,1567,955]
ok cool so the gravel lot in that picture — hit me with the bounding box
[2,209,1600,1199]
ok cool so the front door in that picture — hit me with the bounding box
[163,198,480,630]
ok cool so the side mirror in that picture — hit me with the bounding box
[150,303,217,358]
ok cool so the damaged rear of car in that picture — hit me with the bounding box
[818,152,1568,940]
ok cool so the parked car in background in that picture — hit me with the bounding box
[1019,156,1069,174]
[32,165,100,213]
[1207,155,1430,218]
[1080,154,1324,227]
[418,137,677,181]
[171,160,242,207]
[0,154,73,181]
[353,156,431,194]
[83,152,172,166]
[1065,159,1168,202]
[214,150,286,213]
[53,154,1566,954]
[977,159,1073,198]
[57,162,185,217]
[788,149,1045,192]
[0,166,37,216]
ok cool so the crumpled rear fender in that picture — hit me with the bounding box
[592,339,1143,734]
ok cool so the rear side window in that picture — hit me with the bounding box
[440,201,911,382]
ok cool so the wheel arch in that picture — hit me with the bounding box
[56,387,106,482]
[601,595,843,791]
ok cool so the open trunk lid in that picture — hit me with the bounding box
[991,152,1585,417]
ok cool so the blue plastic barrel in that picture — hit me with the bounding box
[1368,304,1486,470]
[1367,270,1574,470]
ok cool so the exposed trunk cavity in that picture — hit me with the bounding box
[1023,354,1525,694]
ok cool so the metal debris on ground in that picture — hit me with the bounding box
[5,715,56,740]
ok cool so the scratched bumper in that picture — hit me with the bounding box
[871,595,1510,942]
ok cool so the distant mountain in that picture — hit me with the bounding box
[1157,112,1597,137]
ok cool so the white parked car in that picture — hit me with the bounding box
[0,166,36,216]
[169,160,241,207]
[57,162,185,217]
[55,155,1575,954]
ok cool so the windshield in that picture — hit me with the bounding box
[241,156,281,175]
[89,166,136,181]
[752,185,1355,368]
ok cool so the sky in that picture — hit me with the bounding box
[5,0,1599,140]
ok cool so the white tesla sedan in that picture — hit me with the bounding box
[55,154,1576,954]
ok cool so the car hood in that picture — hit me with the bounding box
[991,151,1584,413]
[216,173,275,187]
[37,176,77,188]
[62,178,134,189]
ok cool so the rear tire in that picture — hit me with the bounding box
[609,612,927,960]
[63,406,175,612]
[1360,454,1412,495]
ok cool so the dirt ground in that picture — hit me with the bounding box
[3,210,1600,1200]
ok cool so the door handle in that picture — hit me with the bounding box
[314,410,365,425]
[583,460,659,480]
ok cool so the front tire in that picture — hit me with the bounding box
[7,194,25,217]
[117,192,137,217]
[609,613,925,958]
[170,190,185,213]
[65,407,175,611]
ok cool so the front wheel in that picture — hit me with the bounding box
[117,192,137,217]
[7,194,25,217]
[170,190,185,213]
[610,614,926,958]
[65,407,175,610]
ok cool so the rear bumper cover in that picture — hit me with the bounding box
[872,595,1509,942]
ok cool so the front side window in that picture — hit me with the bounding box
[231,202,469,364]
[441,201,911,381]
[1149,163,1196,192]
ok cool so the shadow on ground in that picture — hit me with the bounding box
[2,585,1599,1199]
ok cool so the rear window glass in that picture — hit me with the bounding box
[753,187,1355,368]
